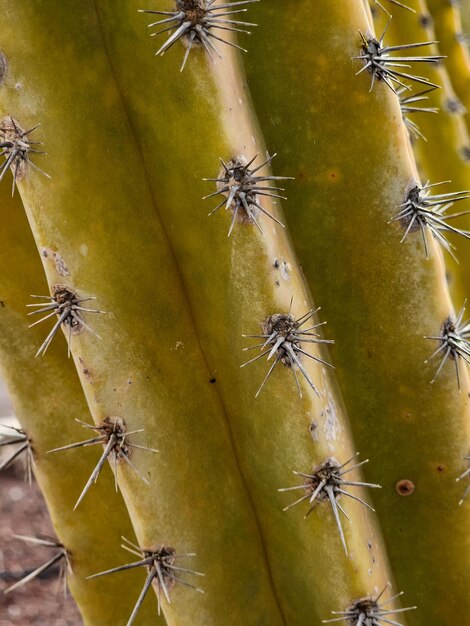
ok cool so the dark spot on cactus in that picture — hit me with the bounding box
[0,301,4,307]
[309,420,319,442]
[445,98,466,114]
[419,13,433,28]
[436,464,446,472]
[396,479,415,496]
[274,259,280,269]
[275,280,280,287]
[0,53,7,85]
[209,377,216,384]
[461,146,470,162]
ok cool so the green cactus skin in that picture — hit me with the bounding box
[376,0,470,308]
[243,1,470,625]
[426,0,470,133]
[0,1,399,625]
[87,1,401,624]
[0,3,291,625]
[0,179,163,626]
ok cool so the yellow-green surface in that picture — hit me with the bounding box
[426,0,470,134]
[244,1,470,625]
[0,2,285,625]
[91,1,397,625]
[382,0,470,312]
[0,179,161,626]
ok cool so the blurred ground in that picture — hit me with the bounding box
[0,383,82,625]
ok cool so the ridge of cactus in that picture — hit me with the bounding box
[244,1,470,624]
[0,177,164,626]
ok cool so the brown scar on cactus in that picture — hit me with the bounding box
[241,305,333,398]
[203,153,292,237]
[138,0,259,72]
[322,583,416,625]
[425,302,470,389]
[352,12,444,93]
[0,116,50,195]
[88,536,204,625]
[0,424,34,484]
[390,181,470,262]
[279,455,382,556]
[4,535,72,597]
[27,284,105,357]
[47,417,158,510]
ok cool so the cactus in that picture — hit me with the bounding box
[1,2,470,625]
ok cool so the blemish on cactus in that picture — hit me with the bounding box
[27,284,105,358]
[203,153,291,237]
[352,14,443,94]
[0,425,34,484]
[88,537,204,624]
[323,584,416,625]
[279,455,381,556]
[241,307,334,398]
[41,247,71,277]
[425,303,470,388]
[395,479,415,496]
[47,417,158,510]
[0,116,50,196]
[390,181,470,261]
[445,97,467,114]
[4,535,72,597]
[139,0,258,72]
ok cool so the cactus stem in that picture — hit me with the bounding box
[425,303,470,388]
[322,584,416,625]
[4,535,72,597]
[88,539,204,624]
[389,182,470,261]
[27,285,105,357]
[352,13,443,94]
[0,424,34,484]
[398,86,439,142]
[456,456,470,505]
[0,116,49,196]
[47,417,158,510]
[138,0,258,71]
[203,153,292,237]
[241,308,333,398]
[279,456,381,556]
